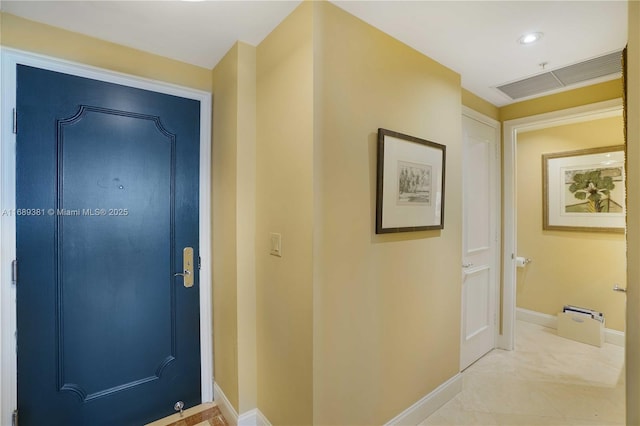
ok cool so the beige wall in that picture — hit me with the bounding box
[516,117,626,331]
[212,41,259,415]
[0,13,211,91]
[212,44,240,411]
[462,89,499,121]
[254,3,463,423]
[234,43,258,415]
[626,1,640,424]
[313,2,462,424]
[211,42,259,415]
[256,3,314,424]
[500,79,623,122]
[211,41,258,415]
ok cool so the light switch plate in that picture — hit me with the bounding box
[270,233,282,257]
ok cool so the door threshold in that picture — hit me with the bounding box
[145,402,227,426]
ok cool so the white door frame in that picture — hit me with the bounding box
[499,98,623,350]
[0,48,213,425]
[461,106,501,367]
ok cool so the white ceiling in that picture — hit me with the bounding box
[1,1,628,106]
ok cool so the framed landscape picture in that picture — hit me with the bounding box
[543,145,625,233]
[376,128,446,233]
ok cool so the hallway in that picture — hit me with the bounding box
[422,320,625,425]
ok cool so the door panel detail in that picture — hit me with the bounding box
[463,267,491,340]
[56,106,177,402]
[464,136,491,255]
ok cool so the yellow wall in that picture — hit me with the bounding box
[500,79,623,122]
[254,3,463,423]
[234,42,258,415]
[462,89,499,121]
[0,13,211,91]
[212,44,240,411]
[626,1,640,423]
[255,3,314,424]
[211,41,257,415]
[313,3,462,424]
[516,117,626,331]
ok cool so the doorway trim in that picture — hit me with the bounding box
[500,97,623,350]
[0,48,213,425]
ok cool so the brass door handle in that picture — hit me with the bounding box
[174,247,194,288]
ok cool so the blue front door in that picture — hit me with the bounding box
[16,65,202,425]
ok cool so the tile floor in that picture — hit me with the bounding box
[421,320,625,426]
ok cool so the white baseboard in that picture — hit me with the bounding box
[238,408,272,426]
[214,382,239,426]
[516,307,625,347]
[384,373,462,426]
[605,328,625,347]
[213,382,271,426]
[516,307,558,329]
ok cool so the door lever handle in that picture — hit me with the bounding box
[613,284,626,293]
[174,247,194,288]
[462,263,474,268]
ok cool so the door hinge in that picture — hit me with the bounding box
[198,256,201,270]
[11,259,17,285]
[12,108,17,134]
[12,409,18,426]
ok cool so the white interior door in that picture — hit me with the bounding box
[460,110,500,371]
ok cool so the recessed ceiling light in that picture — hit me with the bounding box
[518,32,543,45]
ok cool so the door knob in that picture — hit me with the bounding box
[174,247,194,288]
[612,284,626,293]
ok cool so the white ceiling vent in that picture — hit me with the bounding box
[496,51,622,100]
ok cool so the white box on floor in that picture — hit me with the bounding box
[557,311,605,347]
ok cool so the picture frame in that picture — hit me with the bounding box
[376,128,446,233]
[543,145,625,233]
